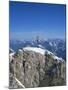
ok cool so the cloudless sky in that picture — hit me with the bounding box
[9,1,66,40]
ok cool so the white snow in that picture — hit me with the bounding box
[45,50,53,55]
[23,46,52,56]
[49,42,53,46]
[9,52,15,57]
[53,55,63,62]
[9,52,15,62]
[19,49,23,52]
[38,44,44,48]
[10,48,14,53]
[23,46,64,62]
[23,46,45,55]
[14,77,25,88]
[53,55,60,60]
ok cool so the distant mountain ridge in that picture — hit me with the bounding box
[10,38,66,60]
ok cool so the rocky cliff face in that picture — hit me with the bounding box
[9,47,66,88]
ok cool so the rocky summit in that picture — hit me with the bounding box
[9,47,66,89]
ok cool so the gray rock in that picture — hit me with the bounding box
[9,48,66,88]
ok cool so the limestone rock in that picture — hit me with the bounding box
[9,47,66,88]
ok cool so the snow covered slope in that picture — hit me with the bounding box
[23,46,64,62]
[9,48,15,62]
[23,47,45,55]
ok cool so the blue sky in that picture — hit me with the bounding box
[9,1,66,40]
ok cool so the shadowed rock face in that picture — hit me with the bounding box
[9,48,66,88]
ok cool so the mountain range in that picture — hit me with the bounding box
[10,38,66,60]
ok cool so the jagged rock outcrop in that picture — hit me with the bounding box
[9,47,66,88]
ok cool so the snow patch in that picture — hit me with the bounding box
[9,48,14,53]
[49,42,53,46]
[38,44,44,48]
[9,52,15,57]
[19,49,23,52]
[23,46,45,55]
[23,46,64,62]
[9,52,15,62]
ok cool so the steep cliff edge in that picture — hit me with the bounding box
[9,47,66,88]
